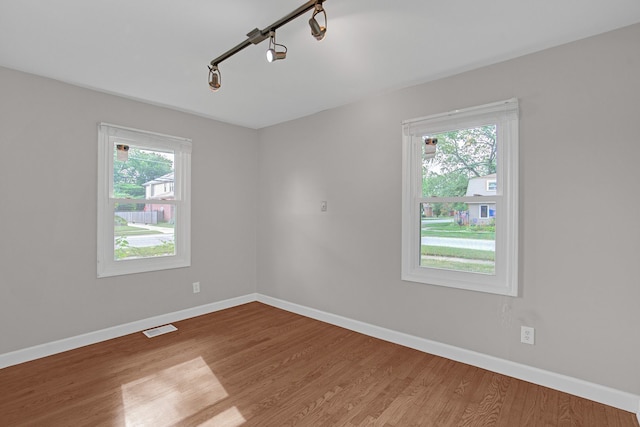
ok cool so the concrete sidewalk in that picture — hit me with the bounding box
[127,223,174,234]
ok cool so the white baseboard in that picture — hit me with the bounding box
[0,293,257,370]
[2,292,639,416]
[256,294,640,415]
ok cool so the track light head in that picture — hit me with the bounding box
[266,49,287,62]
[266,31,287,63]
[309,2,327,41]
[208,65,221,91]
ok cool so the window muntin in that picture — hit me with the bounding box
[402,99,518,295]
[98,123,191,277]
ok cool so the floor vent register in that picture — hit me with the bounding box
[142,324,178,338]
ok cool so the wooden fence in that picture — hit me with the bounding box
[115,211,160,225]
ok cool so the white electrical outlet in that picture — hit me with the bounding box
[192,282,200,293]
[521,326,535,345]
[321,201,327,212]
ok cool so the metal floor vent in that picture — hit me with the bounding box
[143,324,178,338]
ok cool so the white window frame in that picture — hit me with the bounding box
[401,99,519,296]
[97,123,192,278]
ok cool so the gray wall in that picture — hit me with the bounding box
[0,67,258,353]
[257,24,640,395]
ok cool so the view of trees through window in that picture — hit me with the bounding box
[421,125,497,274]
[113,147,176,261]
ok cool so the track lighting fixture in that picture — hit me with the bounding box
[266,31,287,62]
[208,65,221,91]
[207,0,327,91]
[309,2,327,41]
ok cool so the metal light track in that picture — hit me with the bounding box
[209,0,326,67]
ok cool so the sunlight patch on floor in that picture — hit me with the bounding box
[197,406,246,427]
[121,356,243,426]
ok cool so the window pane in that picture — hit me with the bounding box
[420,203,495,274]
[114,203,176,261]
[422,125,497,197]
[113,146,175,200]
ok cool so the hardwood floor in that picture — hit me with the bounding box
[1,302,637,426]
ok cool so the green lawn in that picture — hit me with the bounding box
[421,220,495,240]
[114,221,174,236]
[421,256,495,274]
[421,245,494,261]
[113,222,174,260]
[115,245,175,259]
[151,222,175,229]
[114,225,162,236]
[421,244,495,274]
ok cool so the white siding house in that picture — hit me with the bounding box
[142,172,175,222]
[465,173,496,225]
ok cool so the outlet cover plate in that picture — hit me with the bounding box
[521,326,535,345]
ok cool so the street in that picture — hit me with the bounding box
[421,236,495,251]
[124,234,174,248]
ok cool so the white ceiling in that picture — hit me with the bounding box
[1,1,640,129]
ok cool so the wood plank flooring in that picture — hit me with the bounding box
[1,302,637,426]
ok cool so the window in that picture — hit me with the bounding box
[401,99,519,295]
[97,123,192,277]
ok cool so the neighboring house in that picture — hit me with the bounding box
[465,173,496,225]
[143,172,175,223]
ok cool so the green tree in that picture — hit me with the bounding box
[423,170,468,197]
[113,148,173,198]
[423,125,496,197]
